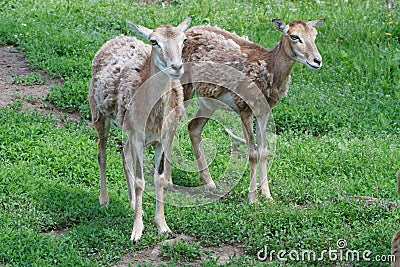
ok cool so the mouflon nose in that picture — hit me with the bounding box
[313,58,322,66]
[171,63,183,71]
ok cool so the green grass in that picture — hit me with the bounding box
[0,0,399,266]
[161,240,203,262]
[12,72,45,86]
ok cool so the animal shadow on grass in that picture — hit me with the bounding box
[35,183,131,237]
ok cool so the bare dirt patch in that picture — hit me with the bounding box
[115,234,245,267]
[41,229,68,242]
[0,45,80,126]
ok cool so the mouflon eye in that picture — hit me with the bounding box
[150,39,158,46]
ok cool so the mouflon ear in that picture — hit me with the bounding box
[308,19,325,28]
[177,17,191,32]
[127,21,153,40]
[272,19,288,33]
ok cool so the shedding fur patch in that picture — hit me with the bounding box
[182,25,292,110]
[89,35,151,124]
